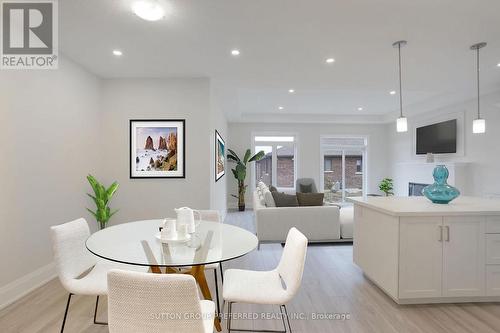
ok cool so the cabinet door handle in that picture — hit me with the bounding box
[438,225,443,242]
[445,225,450,242]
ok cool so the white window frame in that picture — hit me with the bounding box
[252,132,298,192]
[319,135,368,202]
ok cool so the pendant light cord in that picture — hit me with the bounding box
[476,47,481,119]
[398,43,403,118]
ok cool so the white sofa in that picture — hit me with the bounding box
[253,182,353,245]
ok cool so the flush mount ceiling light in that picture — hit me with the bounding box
[132,1,165,21]
[471,42,487,134]
[288,89,295,93]
[357,107,363,111]
[325,58,335,64]
[497,63,500,67]
[231,49,240,56]
[389,90,396,95]
[393,40,408,133]
[278,106,284,110]
[112,49,123,56]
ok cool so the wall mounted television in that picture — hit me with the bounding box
[416,119,457,155]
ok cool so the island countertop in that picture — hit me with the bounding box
[348,196,500,217]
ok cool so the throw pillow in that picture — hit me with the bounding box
[296,192,324,206]
[271,192,299,207]
[299,183,313,193]
[269,185,278,192]
[263,189,276,207]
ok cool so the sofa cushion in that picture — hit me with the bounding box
[340,205,354,239]
[271,192,298,207]
[299,183,313,193]
[296,192,324,206]
[263,189,276,207]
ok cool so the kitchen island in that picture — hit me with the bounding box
[350,196,500,304]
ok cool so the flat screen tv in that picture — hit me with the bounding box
[416,119,457,155]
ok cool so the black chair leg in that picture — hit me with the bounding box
[214,269,221,319]
[60,293,72,333]
[219,262,224,283]
[282,304,292,332]
[93,295,108,325]
[227,301,233,332]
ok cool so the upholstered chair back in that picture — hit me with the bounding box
[277,227,308,302]
[107,270,207,333]
[50,218,96,289]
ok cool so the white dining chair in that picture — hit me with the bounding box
[50,218,146,332]
[223,227,308,332]
[107,269,215,333]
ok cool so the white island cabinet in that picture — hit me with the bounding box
[350,196,500,304]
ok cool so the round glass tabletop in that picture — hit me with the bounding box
[85,219,258,267]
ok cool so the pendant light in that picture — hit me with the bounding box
[470,42,487,134]
[393,40,408,132]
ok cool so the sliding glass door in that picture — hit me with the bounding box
[320,137,367,203]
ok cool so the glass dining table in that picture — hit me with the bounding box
[86,219,258,332]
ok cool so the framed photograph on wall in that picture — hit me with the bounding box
[130,119,185,178]
[215,130,225,181]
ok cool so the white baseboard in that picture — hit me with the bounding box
[0,262,57,310]
[227,201,253,210]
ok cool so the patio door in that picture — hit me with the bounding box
[320,137,367,203]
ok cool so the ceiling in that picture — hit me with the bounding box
[59,0,500,123]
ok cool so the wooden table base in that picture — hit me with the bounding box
[151,265,222,332]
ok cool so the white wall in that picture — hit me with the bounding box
[209,85,228,218]
[0,56,102,303]
[227,122,391,208]
[100,78,214,223]
[388,90,500,197]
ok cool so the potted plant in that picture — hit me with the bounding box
[86,174,119,230]
[227,148,265,211]
[379,178,394,196]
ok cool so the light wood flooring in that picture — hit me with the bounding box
[1,210,500,332]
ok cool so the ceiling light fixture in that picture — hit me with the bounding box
[389,90,396,95]
[231,49,240,56]
[112,50,123,56]
[288,89,295,93]
[357,107,363,111]
[471,42,487,134]
[326,58,335,64]
[497,63,500,67]
[393,40,408,133]
[278,106,284,110]
[132,1,165,21]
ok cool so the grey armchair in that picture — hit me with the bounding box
[296,178,318,193]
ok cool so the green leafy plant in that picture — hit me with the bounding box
[227,148,265,211]
[86,175,119,229]
[379,178,394,196]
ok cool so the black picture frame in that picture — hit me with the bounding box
[129,119,186,179]
[215,129,225,182]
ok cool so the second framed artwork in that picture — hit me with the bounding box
[215,130,226,181]
[130,119,185,178]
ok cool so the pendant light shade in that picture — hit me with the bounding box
[397,117,408,132]
[393,40,408,132]
[470,42,487,134]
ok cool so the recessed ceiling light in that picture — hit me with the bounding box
[288,89,295,93]
[132,1,165,21]
[389,90,396,95]
[326,58,335,64]
[497,63,500,67]
[112,50,123,56]
[357,107,363,111]
[231,49,240,56]
[278,106,284,110]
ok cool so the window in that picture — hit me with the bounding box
[324,159,333,172]
[356,159,362,174]
[254,135,296,189]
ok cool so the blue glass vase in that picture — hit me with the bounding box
[422,165,460,204]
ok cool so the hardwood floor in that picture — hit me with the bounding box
[2,210,500,332]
